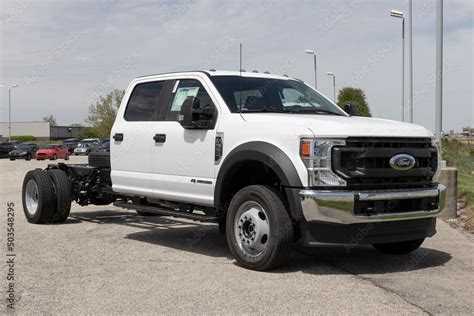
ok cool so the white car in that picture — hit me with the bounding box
[21,70,445,271]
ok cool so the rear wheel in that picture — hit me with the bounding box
[373,238,425,254]
[22,170,55,224]
[9,158,15,161]
[51,154,57,160]
[25,154,32,161]
[65,154,70,160]
[226,185,293,271]
[48,169,72,223]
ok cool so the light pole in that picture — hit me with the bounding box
[390,9,405,122]
[305,49,317,89]
[435,0,443,142]
[0,84,19,142]
[326,72,336,102]
[408,0,413,123]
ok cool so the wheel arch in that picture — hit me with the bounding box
[214,141,304,218]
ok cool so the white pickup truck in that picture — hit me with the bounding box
[22,70,445,270]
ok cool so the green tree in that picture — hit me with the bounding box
[337,87,372,117]
[42,114,57,126]
[86,89,125,138]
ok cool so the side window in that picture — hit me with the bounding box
[124,81,165,121]
[166,79,212,121]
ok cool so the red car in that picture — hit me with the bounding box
[35,144,70,160]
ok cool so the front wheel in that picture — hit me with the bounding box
[373,238,425,254]
[226,185,293,271]
[51,154,57,160]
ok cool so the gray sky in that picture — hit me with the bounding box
[1,0,472,132]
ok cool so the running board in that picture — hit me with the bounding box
[114,201,218,223]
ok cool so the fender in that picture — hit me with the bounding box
[214,141,303,210]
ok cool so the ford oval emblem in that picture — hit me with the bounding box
[389,154,416,171]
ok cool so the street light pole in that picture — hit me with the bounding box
[326,72,336,102]
[435,0,443,142]
[390,10,405,122]
[305,49,317,89]
[0,84,19,142]
[408,0,413,123]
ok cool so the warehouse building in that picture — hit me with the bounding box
[0,122,88,141]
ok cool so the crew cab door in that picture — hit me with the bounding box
[151,77,218,206]
[110,80,169,196]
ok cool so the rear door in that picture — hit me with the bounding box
[110,80,170,196]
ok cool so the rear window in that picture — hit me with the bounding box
[124,81,165,121]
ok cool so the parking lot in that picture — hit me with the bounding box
[1,156,473,314]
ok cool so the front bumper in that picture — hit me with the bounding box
[299,184,446,225]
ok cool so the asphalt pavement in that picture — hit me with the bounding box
[1,156,473,314]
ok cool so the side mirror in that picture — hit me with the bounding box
[179,97,216,129]
[344,103,359,116]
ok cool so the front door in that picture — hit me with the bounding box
[151,78,217,206]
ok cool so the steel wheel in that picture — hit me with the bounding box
[234,201,270,257]
[25,179,39,215]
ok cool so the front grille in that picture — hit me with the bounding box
[332,137,437,190]
[355,196,439,216]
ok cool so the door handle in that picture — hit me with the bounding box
[113,133,124,141]
[153,134,166,143]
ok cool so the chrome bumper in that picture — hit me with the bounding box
[299,184,446,224]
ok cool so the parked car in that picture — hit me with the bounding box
[9,143,39,161]
[35,144,69,160]
[74,142,97,155]
[8,141,23,149]
[62,139,79,153]
[21,70,445,271]
[93,139,110,152]
[0,142,15,158]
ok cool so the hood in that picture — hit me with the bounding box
[240,114,433,138]
[10,149,30,153]
[37,149,55,153]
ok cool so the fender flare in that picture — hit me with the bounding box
[214,141,303,209]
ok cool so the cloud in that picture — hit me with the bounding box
[0,0,472,131]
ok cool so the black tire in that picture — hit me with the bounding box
[25,154,31,161]
[226,185,293,271]
[51,154,57,160]
[48,169,72,223]
[373,238,425,254]
[65,154,70,160]
[136,210,161,216]
[9,158,14,161]
[22,170,55,224]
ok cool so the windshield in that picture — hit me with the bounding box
[43,145,57,149]
[210,76,346,115]
[78,143,92,148]
[18,144,34,150]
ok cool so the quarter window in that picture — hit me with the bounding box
[124,81,165,121]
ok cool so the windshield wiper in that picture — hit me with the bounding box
[286,107,344,116]
[241,106,288,113]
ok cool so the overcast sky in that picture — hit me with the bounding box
[1,0,472,132]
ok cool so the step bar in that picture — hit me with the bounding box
[114,201,218,222]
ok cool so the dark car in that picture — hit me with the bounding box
[62,139,79,153]
[9,143,39,161]
[8,141,23,149]
[0,142,15,158]
[93,140,110,152]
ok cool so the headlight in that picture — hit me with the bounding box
[300,138,347,187]
[431,139,442,183]
[21,151,27,155]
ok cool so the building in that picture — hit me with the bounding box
[0,121,88,141]
[0,121,50,141]
[50,125,87,140]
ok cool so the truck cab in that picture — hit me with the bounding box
[22,70,445,271]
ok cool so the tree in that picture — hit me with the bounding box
[42,114,57,126]
[86,89,125,138]
[337,87,372,117]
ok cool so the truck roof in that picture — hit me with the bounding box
[137,70,296,81]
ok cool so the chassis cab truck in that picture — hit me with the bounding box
[22,70,445,271]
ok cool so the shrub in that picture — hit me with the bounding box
[10,135,36,142]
